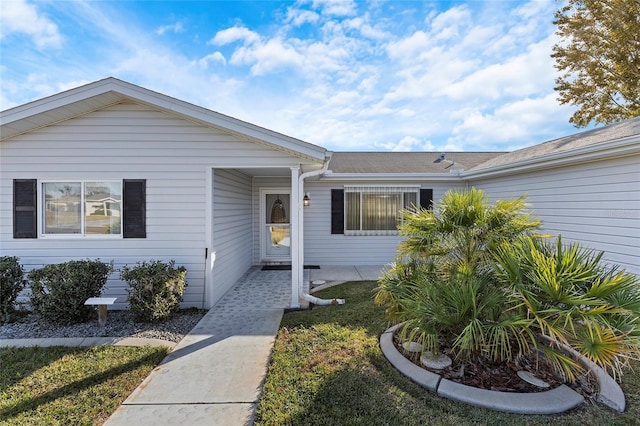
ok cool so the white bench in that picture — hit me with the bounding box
[84,297,117,326]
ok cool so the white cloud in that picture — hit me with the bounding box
[383,136,436,152]
[285,8,320,26]
[156,22,185,35]
[311,0,357,17]
[210,26,261,46]
[448,93,573,150]
[428,4,472,41]
[387,31,429,61]
[442,36,557,100]
[343,15,389,40]
[0,0,62,48]
[229,38,304,75]
[198,52,226,68]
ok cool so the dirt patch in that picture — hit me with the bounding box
[393,331,597,397]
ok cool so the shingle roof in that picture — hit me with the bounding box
[328,118,640,175]
[470,117,640,171]
[328,152,505,174]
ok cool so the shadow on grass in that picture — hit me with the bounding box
[0,346,79,392]
[0,348,165,421]
[286,365,425,425]
[282,281,389,337]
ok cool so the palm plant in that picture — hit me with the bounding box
[492,235,640,381]
[375,188,542,363]
[376,187,640,383]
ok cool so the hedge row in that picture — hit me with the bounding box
[0,257,187,325]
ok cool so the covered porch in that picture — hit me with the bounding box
[207,157,331,310]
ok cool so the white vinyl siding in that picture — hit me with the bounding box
[211,169,253,306]
[469,154,640,276]
[0,102,312,308]
[302,181,463,265]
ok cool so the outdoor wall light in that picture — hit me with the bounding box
[303,193,310,207]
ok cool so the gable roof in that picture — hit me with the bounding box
[471,117,640,172]
[0,77,328,162]
[328,152,504,174]
[2,78,637,178]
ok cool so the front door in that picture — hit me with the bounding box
[262,190,291,261]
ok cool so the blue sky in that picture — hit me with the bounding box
[1,0,584,152]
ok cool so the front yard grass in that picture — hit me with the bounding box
[0,345,167,425]
[255,280,640,425]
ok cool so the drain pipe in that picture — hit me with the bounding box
[297,152,345,306]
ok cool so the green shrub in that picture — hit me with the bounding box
[28,259,113,325]
[0,256,26,323]
[121,260,187,322]
[376,187,640,383]
[375,188,542,364]
[493,235,640,381]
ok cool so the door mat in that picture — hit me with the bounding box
[261,265,320,271]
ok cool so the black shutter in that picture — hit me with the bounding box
[331,189,344,234]
[13,179,37,238]
[420,189,433,210]
[123,179,146,238]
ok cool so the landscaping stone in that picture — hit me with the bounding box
[517,371,550,388]
[420,351,452,370]
[380,326,441,392]
[402,341,422,353]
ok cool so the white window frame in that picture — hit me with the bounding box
[344,185,420,236]
[39,180,123,238]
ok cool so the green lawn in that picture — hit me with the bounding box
[1,281,637,425]
[0,345,167,425]
[254,281,640,426]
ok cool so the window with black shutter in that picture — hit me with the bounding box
[13,179,146,238]
[332,186,433,236]
[123,179,146,238]
[420,188,434,210]
[13,179,37,238]
[331,189,344,234]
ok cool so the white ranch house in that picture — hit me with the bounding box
[1,78,638,310]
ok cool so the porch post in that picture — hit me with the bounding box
[290,167,301,309]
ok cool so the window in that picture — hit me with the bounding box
[344,186,419,235]
[13,179,145,239]
[43,181,122,236]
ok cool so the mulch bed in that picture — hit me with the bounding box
[393,331,598,397]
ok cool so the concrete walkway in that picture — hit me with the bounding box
[103,265,384,426]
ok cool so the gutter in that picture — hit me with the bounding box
[295,152,345,307]
[463,136,640,180]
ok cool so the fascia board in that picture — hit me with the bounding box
[1,78,123,123]
[462,136,640,180]
[319,173,466,182]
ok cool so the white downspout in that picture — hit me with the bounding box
[297,152,345,306]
